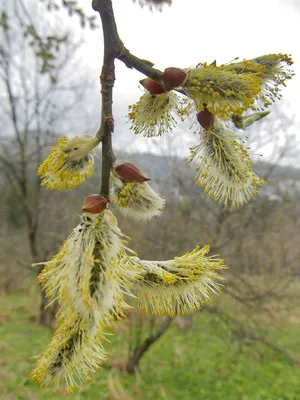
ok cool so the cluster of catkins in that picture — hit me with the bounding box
[128,54,294,206]
[37,54,294,207]
[32,53,293,392]
[33,153,225,391]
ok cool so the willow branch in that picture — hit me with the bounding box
[117,48,163,81]
[99,57,115,199]
[92,0,165,198]
[92,0,117,198]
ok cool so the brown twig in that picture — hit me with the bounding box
[92,0,164,198]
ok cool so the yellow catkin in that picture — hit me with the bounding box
[32,212,226,391]
[38,135,99,190]
[122,246,226,316]
[110,171,165,221]
[182,63,262,119]
[187,120,265,206]
[31,210,133,391]
[223,53,294,109]
[128,91,190,137]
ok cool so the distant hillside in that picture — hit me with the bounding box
[111,152,300,202]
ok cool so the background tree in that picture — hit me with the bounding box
[0,0,97,324]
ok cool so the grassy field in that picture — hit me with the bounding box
[1,289,300,400]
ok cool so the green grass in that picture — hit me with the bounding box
[1,291,300,400]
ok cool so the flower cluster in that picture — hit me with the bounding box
[128,91,191,137]
[110,163,165,221]
[32,50,293,393]
[122,246,226,316]
[38,135,100,190]
[31,200,132,391]
[30,312,107,391]
[224,53,294,108]
[182,63,263,120]
[127,53,293,206]
[31,196,226,391]
[187,118,266,206]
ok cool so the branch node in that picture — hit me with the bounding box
[105,116,114,132]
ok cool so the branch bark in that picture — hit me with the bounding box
[92,0,116,198]
[92,0,164,198]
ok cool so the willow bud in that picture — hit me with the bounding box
[81,195,108,214]
[139,78,165,95]
[162,67,186,89]
[197,108,215,131]
[115,162,151,183]
[232,111,270,129]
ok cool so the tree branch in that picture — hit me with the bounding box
[92,0,116,198]
[117,47,163,81]
[126,317,173,373]
[92,0,165,198]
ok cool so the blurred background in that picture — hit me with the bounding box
[0,0,300,399]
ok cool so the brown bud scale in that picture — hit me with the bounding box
[197,108,215,131]
[140,78,165,95]
[81,195,108,214]
[162,67,186,89]
[115,162,151,183]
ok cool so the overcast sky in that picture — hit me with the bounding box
[77,0,299,161]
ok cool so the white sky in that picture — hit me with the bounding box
[78,0,300,161]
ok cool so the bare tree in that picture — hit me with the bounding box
[0,1,96,324]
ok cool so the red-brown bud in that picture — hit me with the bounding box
[139,78,165,95]
[105,116,114,132]
[197,108,215,131]
[81,195,108,214]
[115,162,151,183]
[162,67,186,89]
